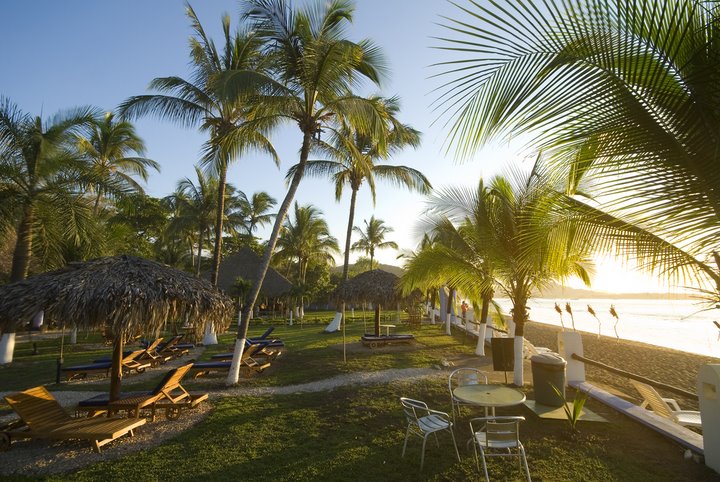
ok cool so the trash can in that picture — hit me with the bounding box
[531,353,567,407]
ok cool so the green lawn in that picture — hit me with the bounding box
[1,315,718,481]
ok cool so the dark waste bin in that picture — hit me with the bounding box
[531,353,567,407]
[491,337,515,372]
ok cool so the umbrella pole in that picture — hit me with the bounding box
[55,323,65,384]
[375,306,381,337]
[110,334,124,402]
[342,303,346,363]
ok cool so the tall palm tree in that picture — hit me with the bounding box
[77,112,159,214]
[435,0,720,300]
[351,216,397,270]
[221,0,391,384]
[119,5,278,287]
[288,96,427,283]
[0,98,98,363]
[175,167,219,276]
[275,202,339,316]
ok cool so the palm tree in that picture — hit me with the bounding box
[0,97,98,282]
[239,191,276,237]
[0,98,98,363]
[174,167,219,276]
[221,0,391,384]
[289,96,427,283]
[401,182,497,353]
[119,5,278,287]
[351,216,397,270]
[77,112,159,214]
[435,0,720,300]
[275,202,339,316]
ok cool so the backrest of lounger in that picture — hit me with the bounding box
[631,380,673,418]
[150,363,193,396]
[259,326,274,340]
[4,386,72,431]
[145,338,164,354]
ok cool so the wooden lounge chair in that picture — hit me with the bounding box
[630,380,702,428]
[156,335,189,360]
[77,363,208,421]
[191,343,271,378]
[62,349,151,381]
[135,337,166,367]
[2,386,146,453]
[211,339,282,361]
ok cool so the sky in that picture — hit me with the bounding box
[1,0,678,294]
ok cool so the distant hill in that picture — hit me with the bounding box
[535,282,694,300]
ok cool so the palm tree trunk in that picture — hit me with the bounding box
[342,188,358,280]
[10,203,34,282]
[226,129,313,385]
[196,226,204,277]
[210,167,228,286]
[93,191,102,216]
[370,249,374,270]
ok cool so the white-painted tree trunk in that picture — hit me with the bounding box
[439,288,447,324]
[0,333,16,364]
[225,337,246,386]
[475,324,487,356]
[324,312,342,332]
[513,336,525,386]
[289,310,293,326]
[203,322,218,345]
[70,326,78,345]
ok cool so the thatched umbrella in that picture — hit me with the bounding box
[212,247,293,298]
[335,269,402,337]
[0,255,233,400]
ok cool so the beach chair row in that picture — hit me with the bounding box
[61,334,193,381]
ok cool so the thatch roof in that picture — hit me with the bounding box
[213,247,293,298]
[335,269,402,306]
[0,255,234,339]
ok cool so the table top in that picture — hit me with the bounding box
[453,384,526,408]
[379,324,396,328]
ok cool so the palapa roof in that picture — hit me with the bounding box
[0,255,234,339]
[335,269,402,306]
[213,247,293,298]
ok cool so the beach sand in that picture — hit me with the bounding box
[523,321,720,410]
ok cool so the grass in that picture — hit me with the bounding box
[1,314,718,481]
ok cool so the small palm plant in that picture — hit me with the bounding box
[551,383,589,434]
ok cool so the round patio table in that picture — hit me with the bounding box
[453,384,526,416]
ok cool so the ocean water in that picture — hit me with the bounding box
[492,298,720,358]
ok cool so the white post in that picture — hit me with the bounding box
[202,322,218,345]
[289,310,293,326]
[475,323,487,356]
[698,364,720,471]
[0,333,16,364]
[513,336,524,386]
[558,331,585,384]
[69,325,78,344]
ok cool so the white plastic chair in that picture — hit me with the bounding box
[448,368,489,422]
[630,380,702,428]
[400,397,460,471]
[470,416,531,481]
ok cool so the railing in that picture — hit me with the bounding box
[571,353,698,401]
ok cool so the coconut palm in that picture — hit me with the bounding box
[239,191,276,237]
[435,0,720,299]
[119,5,278,287]
[174,167,219,276]
[221,0,391,384]
[0,97,98,282]
[77,112,159,214]
[401,181,498,352]
[288,96,426,283]
[275,202,339,316]
[351,216,397,270]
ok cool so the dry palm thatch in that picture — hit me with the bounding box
[0,255,233,400]
[335,269,402,305]
[335,270,403,337]
[0,255,233,339]
[213,247,293,298]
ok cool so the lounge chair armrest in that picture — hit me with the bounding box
[427,408,451,420]
[662,398,681,411]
